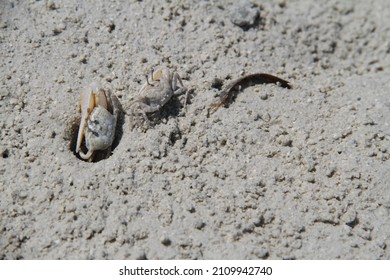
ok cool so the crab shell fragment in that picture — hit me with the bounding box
[75,84,118,161]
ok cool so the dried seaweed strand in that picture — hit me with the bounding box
[211,73,292,109]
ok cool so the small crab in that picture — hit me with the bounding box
[75,83,118,161]
[129,66,188,128]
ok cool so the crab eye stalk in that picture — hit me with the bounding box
[146,74,154,87]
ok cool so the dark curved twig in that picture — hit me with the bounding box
[210,73,292,109]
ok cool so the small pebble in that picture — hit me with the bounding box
[325,166,336,177]
[160,236,172,246]
[344,210,358,228]
[194,220,206,230]
[46,0,57,10]
[134,250,147,260]
[230,0,260,29]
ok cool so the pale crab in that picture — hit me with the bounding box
[75,83,119,161]
[129,66,188,128]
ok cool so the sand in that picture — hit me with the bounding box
[1,0,389,259]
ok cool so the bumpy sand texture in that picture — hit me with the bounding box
[1,0,390,259]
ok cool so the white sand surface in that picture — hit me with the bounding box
[1,0,389,259]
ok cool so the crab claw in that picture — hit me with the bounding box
[76,86,95,154]
[75,84,109,155]
[79,149,94,160]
